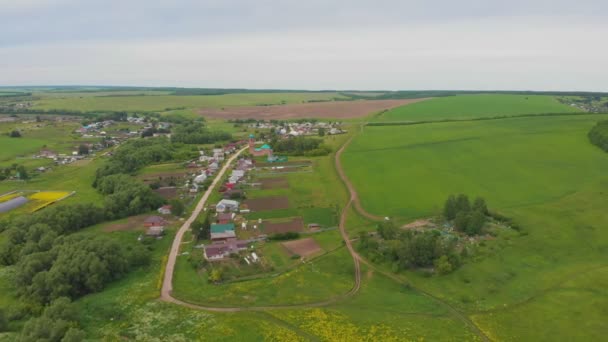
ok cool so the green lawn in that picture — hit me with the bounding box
[342,114,608,340]
[374,94,581,122]
[172,247,354,307]
[0,136,47,162]
[32,93,347,112]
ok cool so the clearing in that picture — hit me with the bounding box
[281,238,323,257]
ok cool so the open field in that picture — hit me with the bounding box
[31,93,347,112]
[244,196,290,211]
[342,113,608,339]
[373,94,582,122]
[199,98,428,119]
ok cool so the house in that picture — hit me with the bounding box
[210,223,236,242]
[217,212,235,224]
[193,173,207,184]
[248,134,274,157]
[215,199,239,213]
[146,226,164,237]
[144,216,166,227]
[204,240,250,260]
[39,149,57,159]
[158,205,172,215]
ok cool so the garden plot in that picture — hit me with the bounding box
[281,238,322,258]
[259,177,289,189]
[244,196,290,211]
[263,217,303,234]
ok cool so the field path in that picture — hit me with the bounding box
[335,135,490,342]
[334,136,385,221]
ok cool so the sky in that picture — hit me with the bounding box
[1,0,607,91]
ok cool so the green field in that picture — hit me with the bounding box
[32,92,347,112]
[374,94,582,122]
[342,114,608,340]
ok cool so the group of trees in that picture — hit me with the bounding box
[9,130,21,137]
[444,194,488,236]
[170,122,231,144]
[97,174,164,219]
[0,164,28,181]
[191,214,211,241]
[93,138,175,184]
[19,297,85,341]
[358,221,461,274]
[271,136,331,156]
[588,120,608,152]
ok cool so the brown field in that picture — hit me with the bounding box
[198,99,429,119]
[260,177,289,189]
[264,218,303,234]
[154,187,178,199]
[281,237,322,257]
[243,196,290,211]
[103,214,150,232]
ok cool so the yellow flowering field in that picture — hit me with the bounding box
[28,191,72,212]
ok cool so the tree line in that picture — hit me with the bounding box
[170,122,232,144]
[588,120,608,152]
[271,136,331,156]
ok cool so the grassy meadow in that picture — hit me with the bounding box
[32,92,347,112]
[342,113,608,340]
[374,94,581,122]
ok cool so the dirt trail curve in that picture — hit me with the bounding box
[335,136,490,342]
[334,136,384,222]
[160,142,362,311]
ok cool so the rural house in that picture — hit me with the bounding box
[204,240,250,260]
[210,223,236,242]
[144,216,166,227]
[216,199,239,213]
[157,205,172,215]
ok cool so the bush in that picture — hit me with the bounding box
[589,120,608,152]
[267,232,300,241]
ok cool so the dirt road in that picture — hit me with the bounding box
[160,146,247,302]
[159,140,362,311]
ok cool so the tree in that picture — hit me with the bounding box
[209,269,223,283]
[61,328,86,342]
[16,165,28,180]
[9,130,21,138]
[473,197,488,215]
[78,144,89,155]
[455,194,470,213]
[318,127,326,137]
[168,199,185,216]
[192,215,210,241]
[443,195,457,220]
[434,255,453,275]
[466,209,485,236]
[454,212,469,232]
[377,220,397,240]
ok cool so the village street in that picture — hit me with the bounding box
[161,146,248,303]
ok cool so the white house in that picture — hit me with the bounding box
[216,199,239,213]
[193,173,207,184]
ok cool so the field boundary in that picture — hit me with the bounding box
[368,111,608,126]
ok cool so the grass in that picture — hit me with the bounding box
[342,113,608,339]
[32,93,347,112]
[172,247,354,307]
[373,94,582,122]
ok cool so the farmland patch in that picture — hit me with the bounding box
[244,196,290,211]
[263,217,303,234]
[282,238,322,257]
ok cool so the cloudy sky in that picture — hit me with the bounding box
[1,0,607,91]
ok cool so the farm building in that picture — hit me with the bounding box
[248,134,273,157]
[210,223,236,242]
[204,240,250,260]
[157,205,172,215]
[146,226,164,237]
[144,216,166,227]
[216,199,239,212]
[193,173,207,184]
[0,196,28,213]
